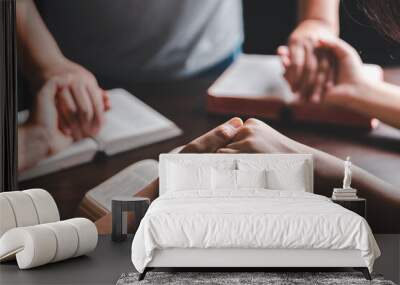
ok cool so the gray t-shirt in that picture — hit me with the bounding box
[37,0,243,81]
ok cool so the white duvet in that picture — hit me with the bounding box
[131,190,380,273]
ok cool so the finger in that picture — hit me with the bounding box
[216,148,240,154]
[181,117,243,153]
[58,88,83,140]
[298,42,318,101]
[57,111,72,136]
[87,84,105,135]
[71,83,94,134]
[317,38,360,63]
[320,54,336,102]
[287,43,305,92]
[102,90,111,111]
[243,117,268,127]
[224,140,258,153]
[277,46,291,70]
[312,52,330,103]
[277,46,292,83]
[55,88,74,135]
[277,45,289,57]
[312,71,326,103]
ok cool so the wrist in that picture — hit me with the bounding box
[349,79,380,104]
[33,56,75,90]
[298,19,338,36]
[339,79,389,115]
[41,57,72,79]
[29,58,64,90]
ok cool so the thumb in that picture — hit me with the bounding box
[181,117,243,153]
[277,45,291,68]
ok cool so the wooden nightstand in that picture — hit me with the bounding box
[331,198,367,219]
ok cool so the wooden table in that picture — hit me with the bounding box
[19,70,400,233]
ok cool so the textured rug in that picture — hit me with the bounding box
[116,272,395,285]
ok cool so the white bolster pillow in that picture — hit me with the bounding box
[23,189,60,224]
[0,196,17,237]
[1,191,39,228]
[0,189,60,237]
[0,218,98,269]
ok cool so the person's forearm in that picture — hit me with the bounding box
[16,0,67,87]
[294,141,400,205]
[298,0,340,34]
[348,81,400,129]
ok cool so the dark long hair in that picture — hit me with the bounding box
[358,0,400,42]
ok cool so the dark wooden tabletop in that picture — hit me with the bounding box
[1,235,395,285]
[0,235,133,285]
[19,69,400,233]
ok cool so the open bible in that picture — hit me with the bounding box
[78,159,159,221]
[207,54,382,128]
[19,89,181,181]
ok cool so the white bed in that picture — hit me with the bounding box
[131,154,380,280]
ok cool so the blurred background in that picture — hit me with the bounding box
[243,0,400,65]
[18,0,400,110]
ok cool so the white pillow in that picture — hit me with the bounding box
[236,169,267,189]
[167,163,212,191]
[212,169,237,190]
[267,163,307,191]
[237,159,308,192]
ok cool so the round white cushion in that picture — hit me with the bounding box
[0,189,60,238]
[0,226,57,269]
[0,196,17,237]
[23,189,59,224]
[0,218,98,269]
[65,218,98,257]
[1,191,39,227]
[42,221,79,262]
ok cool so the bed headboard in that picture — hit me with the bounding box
[159,153,313,195]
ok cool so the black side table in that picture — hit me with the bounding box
[112,196,150,242]
[331,197,367,219]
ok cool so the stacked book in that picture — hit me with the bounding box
[332,188,358,200]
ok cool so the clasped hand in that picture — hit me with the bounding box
[181,117,302,155]
[278,21,381,106]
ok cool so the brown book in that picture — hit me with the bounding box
[207,54,382,129]
[78,159,159,221]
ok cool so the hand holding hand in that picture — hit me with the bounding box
[42,60,109,140]
[18,77,74,171]
[217,118,302,154]
[316,37,372,106]
[278,20,336,101]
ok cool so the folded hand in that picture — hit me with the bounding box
[279,20,336,102]
[43,60,110,140]
[217,118,302,154]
